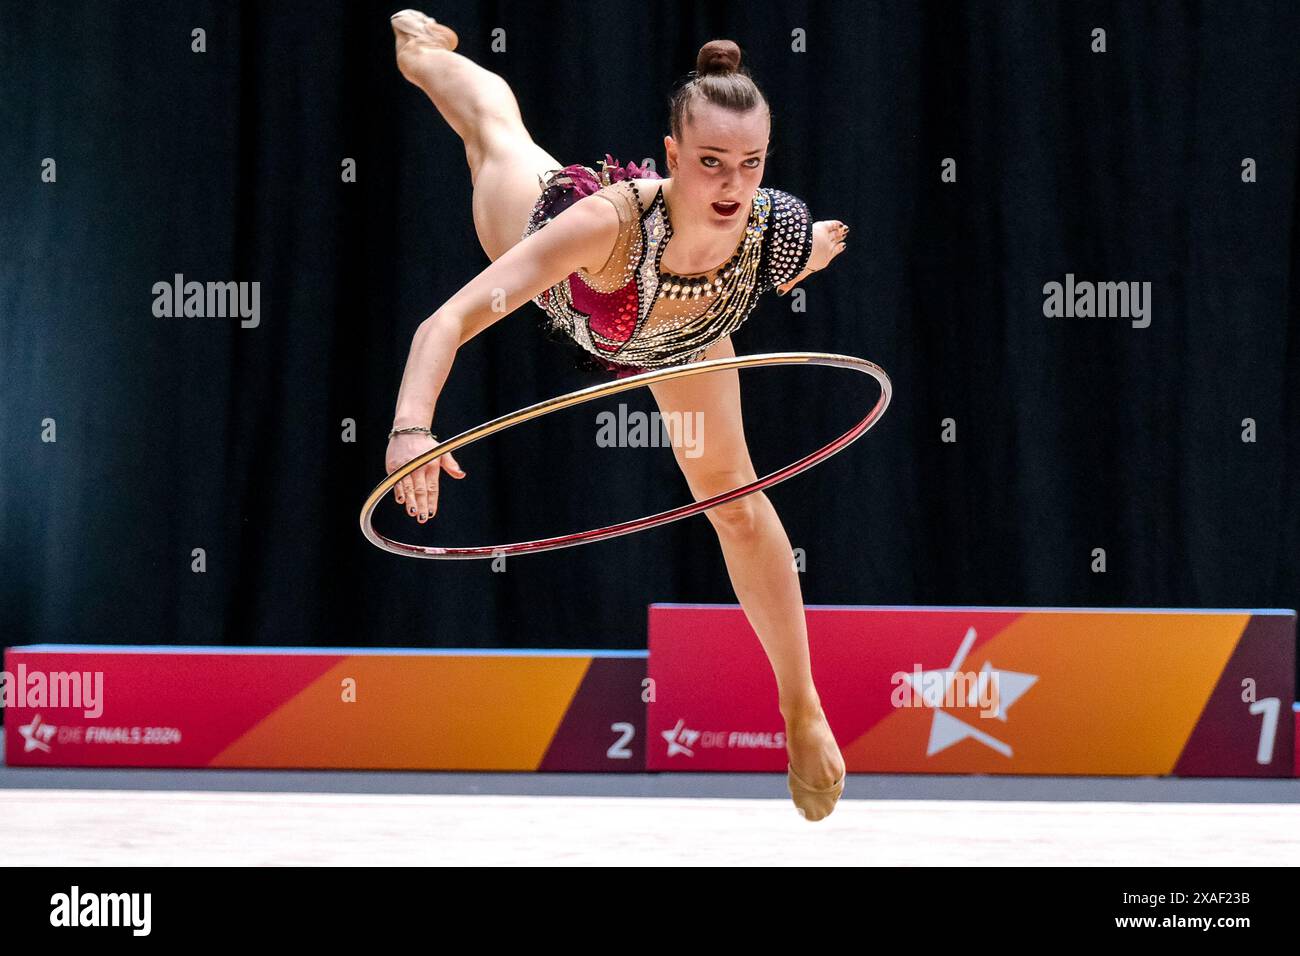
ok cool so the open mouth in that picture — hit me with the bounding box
[711,201,741,217]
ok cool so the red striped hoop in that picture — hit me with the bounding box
[360,351,891,559]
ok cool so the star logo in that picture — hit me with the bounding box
[902,626,1037,757]
[662,718,700,758]
[19,714,56,754]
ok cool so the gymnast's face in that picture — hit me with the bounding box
[665,101,770,230]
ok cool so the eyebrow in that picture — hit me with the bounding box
[699,146,765,155]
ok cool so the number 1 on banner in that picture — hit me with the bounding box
[1249,697,1279,765]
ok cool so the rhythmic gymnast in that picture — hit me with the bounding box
[385,9,851,820]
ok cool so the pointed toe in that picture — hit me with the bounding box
[787,763,845,822]
[390,10,458,51]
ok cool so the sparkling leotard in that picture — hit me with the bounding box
[521,155,814,378]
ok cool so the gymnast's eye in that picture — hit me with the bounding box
[701,155,762,169]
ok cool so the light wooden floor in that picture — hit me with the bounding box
[4,788,1299,865]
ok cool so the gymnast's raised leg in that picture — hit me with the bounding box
[391,10,560,262]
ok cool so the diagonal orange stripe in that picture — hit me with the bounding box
[213,656,592,770]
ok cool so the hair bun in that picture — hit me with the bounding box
[696,39,742,76]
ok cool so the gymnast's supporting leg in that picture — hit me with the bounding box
[391,10,561,262]
[650,336,847,797]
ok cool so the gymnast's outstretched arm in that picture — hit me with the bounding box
[385,194,621,523]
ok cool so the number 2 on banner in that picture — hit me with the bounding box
[607,722,635,760]
[1248,697,1279,765]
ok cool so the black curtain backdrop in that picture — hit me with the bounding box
[1,1,1297,663]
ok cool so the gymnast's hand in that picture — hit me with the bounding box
[809,220,849,271]
[775,220,849,295]
[385,433,466,524]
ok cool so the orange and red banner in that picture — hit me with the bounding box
[4,606,1293,775]
[2,647,647,770]
[647,606,1295,776]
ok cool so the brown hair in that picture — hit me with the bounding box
[669,39,771,142]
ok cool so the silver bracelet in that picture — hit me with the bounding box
[388,425,438,441]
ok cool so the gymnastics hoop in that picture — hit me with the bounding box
[359,351,891,559]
